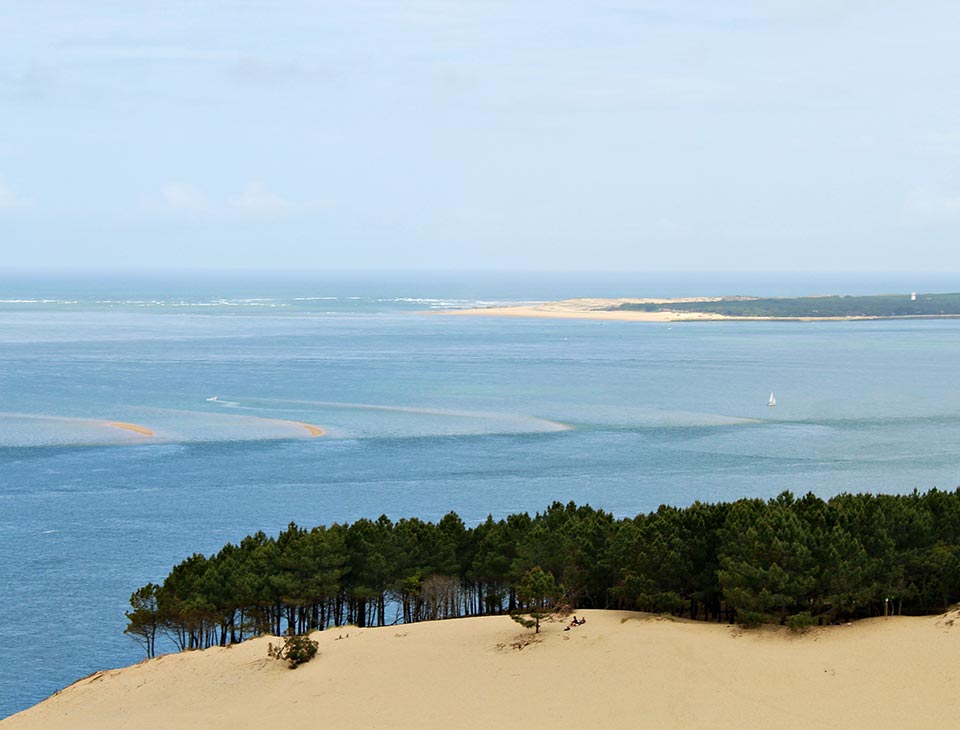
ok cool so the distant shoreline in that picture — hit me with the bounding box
[427,294,960,322]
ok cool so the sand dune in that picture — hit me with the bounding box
[6,609,960,730]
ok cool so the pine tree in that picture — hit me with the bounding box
[511,567,563,633]
[125,583,161,658]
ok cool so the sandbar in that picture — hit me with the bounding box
[105,422,154,437]
[7,608,960,729]
[292,421,325,437]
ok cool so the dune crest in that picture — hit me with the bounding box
[6,609,960,729]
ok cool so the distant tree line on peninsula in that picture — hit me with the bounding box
[126,489,960,657]
[614,292,960,318]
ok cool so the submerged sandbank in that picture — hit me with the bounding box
[7,609,960,730]
[289,420,325,437]
[105,421,155,436]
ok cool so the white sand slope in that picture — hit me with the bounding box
[6,609,960,730]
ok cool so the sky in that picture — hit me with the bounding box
[1,0,959,272]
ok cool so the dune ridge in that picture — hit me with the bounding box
[6,609,960,730]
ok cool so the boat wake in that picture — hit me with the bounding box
[205,396,241,407]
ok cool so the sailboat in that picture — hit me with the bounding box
[767,392,777,407]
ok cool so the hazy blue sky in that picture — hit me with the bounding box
[2,1,959,271]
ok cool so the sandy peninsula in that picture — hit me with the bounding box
[430,298,737,322]
[430,294,960,323]
[6,609,960,730]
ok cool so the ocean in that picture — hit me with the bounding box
[2,270,960,718]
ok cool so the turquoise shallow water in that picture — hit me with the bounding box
[2,271,960,717]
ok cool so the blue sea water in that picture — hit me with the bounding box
[2,270,960,718]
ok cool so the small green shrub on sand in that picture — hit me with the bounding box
[787,611,816,632]
[736,610,765,629]
[267,634,318,668]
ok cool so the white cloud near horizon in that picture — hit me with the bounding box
[0,177,28,209]
[160,183,212,214]
[903,188,960,224]
[157,182,320,218]
[919,132,960,157]
[230,182,294,214]
[60,42,234,66]
[227,57,328,87]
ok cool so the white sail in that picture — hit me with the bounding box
[768,392,776,407]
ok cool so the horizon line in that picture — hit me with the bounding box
[2,267,960,277]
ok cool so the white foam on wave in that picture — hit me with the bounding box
[164,299,289,308]
[0,299,80,305]
[90,299,290,308]
[0,296,543,310]
[377,297,539,310]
